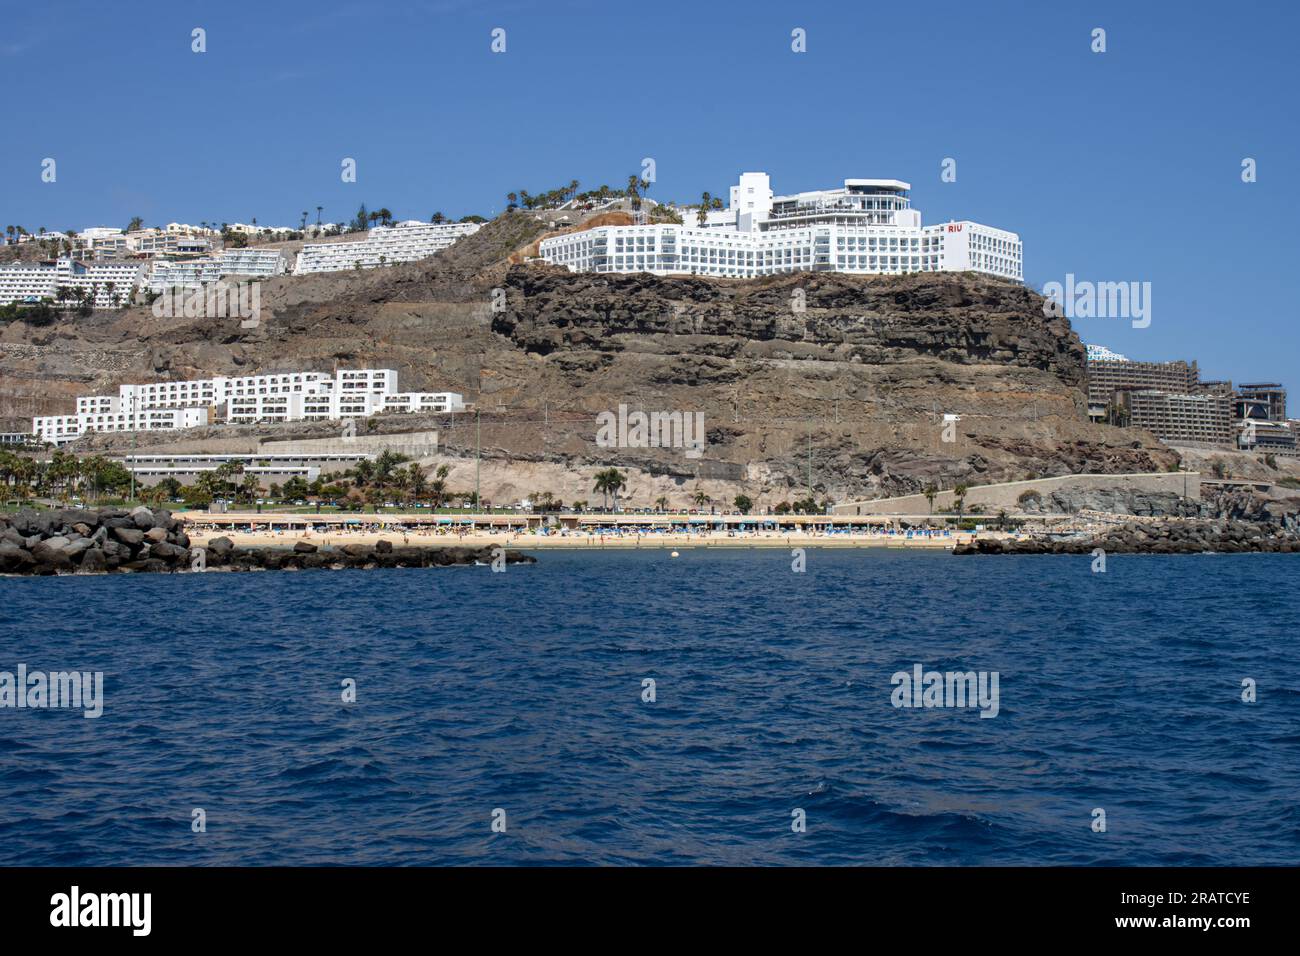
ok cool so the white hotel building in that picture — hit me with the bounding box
[540,172,1022,281]
[0,257,147,308]
[146,249,288,292]
[32,369,466,444]
[293,220,482,275]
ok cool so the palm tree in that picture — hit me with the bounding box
[238,473,261,504]
[593,467,626,511]
[954,483,969,524]
[692,490,710,508]
[393,467,414,507]
[697,192,711,226]
[923,483,938,514]
[655,496,669,513]
[428,464,450,508]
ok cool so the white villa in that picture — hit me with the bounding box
[540,171,1022,281]
[32,369,466,444]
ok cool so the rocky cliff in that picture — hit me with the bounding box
[1,213,1182,508]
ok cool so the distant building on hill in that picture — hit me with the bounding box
[1084,343,1128,363]
[539,170,1023,281]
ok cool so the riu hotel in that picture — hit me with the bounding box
[540,171,1022,281]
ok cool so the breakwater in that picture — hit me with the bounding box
[954,519,1300,555]
[0,507,534,574]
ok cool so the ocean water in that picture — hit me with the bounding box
[1,549,1298,867]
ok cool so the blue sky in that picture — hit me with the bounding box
[2,0,1296,394]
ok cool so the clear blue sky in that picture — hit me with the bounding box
[3,0,1297,394]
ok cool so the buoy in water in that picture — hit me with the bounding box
[670,551,679,558]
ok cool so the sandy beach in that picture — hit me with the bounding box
[183,525,975,550]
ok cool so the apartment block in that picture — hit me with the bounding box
[33,369,466,444]
[0,257,146,308]
[293,221,481,275]
[1118,389,1233,446]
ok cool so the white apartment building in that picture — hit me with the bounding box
[218,248,287,277]
[146,249,286,291]
[1085,343,1129,362]
[0,257,146,308]
[293,220,481,275]
[33,369,466,443]
[540,172,1023,281]
[34,407,209,444]
[120,452,374,484]
[129,230,212,256]
[146,258,223,291]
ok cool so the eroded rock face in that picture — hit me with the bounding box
[494,268,1086,384]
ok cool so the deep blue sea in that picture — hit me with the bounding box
[1,550,1298,866]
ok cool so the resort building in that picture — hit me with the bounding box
[33,407,210,445]
[1117,389,1234,447]
[1237,418,1298,456]
[218,248,288,277]
[1084,343,1128,363]
[1235,383,1287,423]
[293,220,481,275]
[70,227,212,259]
[32,369,466,444]
[146,258,223,291]
[1086,351,1205,420]
[538,171,1023,281]
[0,257,146,308]
[146,249,287,291]
[120,452,374,485]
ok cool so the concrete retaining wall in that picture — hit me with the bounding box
[260,430,440,459]
[832,472,1201,516]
